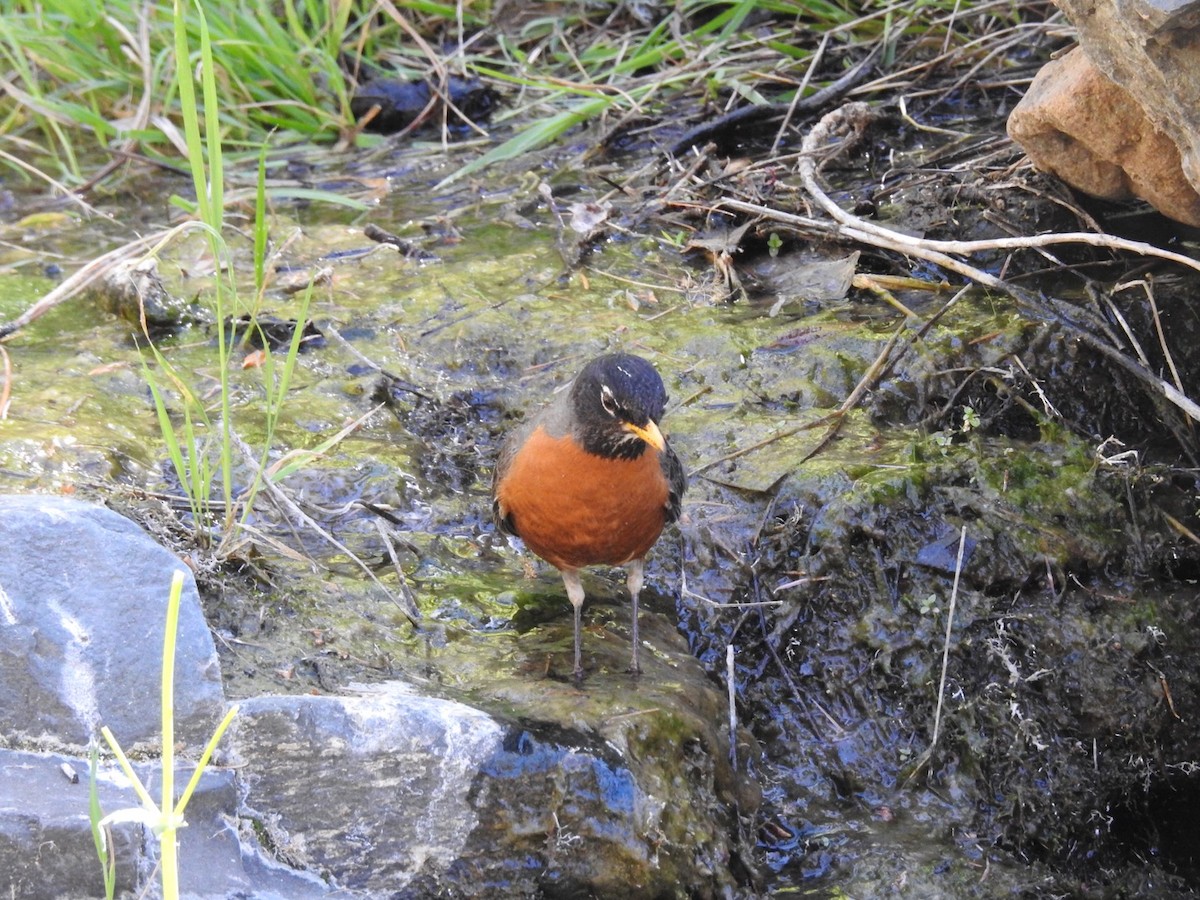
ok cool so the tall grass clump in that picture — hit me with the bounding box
[0,0,365,181]
[140,0,338,550]
[0,0,371,546]
[138,0,243,544]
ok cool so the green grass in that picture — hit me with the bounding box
[0,0,1028,185]
[129,0,329,547]
[0,0,359,178]
[20,0,339,553]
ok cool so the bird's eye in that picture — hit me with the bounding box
[600,385,618,417]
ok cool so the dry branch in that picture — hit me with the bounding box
[707,103,1200,427]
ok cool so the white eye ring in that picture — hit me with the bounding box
[600,385,618,416]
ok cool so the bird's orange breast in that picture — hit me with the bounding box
[494,426,670,571]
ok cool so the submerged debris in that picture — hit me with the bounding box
[351,74,500,136]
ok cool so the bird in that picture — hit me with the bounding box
[492,353,686,679]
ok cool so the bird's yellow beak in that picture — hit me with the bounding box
[623,419,665,452]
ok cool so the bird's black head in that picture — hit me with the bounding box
[570,353,669,460]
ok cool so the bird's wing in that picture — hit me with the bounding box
[661,441,686,524]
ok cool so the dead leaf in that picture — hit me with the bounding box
[568,200,612,237]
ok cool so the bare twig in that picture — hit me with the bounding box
[373,518,421,623]
[904,524,969,785]
[1164,512,1200,547]
[727,643,738,771]
[0,344,10,418]
[226,427,421,629]
[1142,279,1187,411]
[0,147,108,218]
[672,102,1200,284]
[691,420,818,476]
[717,102,1200,428]
[0,225,194,340]
[799,319,909,464]
[931,526,969,748]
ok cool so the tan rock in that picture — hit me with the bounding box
[1007,47,1200,226]
[1056,0,1200,201]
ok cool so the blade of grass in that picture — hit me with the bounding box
[252,139,269,294]
[265,402,381,484]
[143,357,210,529]
[176,0,239,531]
[239,279,316,523]
[88,743,117,900]
[158,569,182,898]
[437,93,615,187]
[173,0,210,225]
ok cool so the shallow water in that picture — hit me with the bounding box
[3,121,1200,897]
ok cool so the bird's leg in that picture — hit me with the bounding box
[626,558,645,675]
[560,568,586,680]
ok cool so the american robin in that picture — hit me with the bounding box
[492,353,686,678]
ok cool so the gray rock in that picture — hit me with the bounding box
[231,682,503,893]
[231,680,749,898]
[170,762,333,899]
[0,748,139,899]
[0,495,752,898]
[0,494,224,749]
[0,747,333,899]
